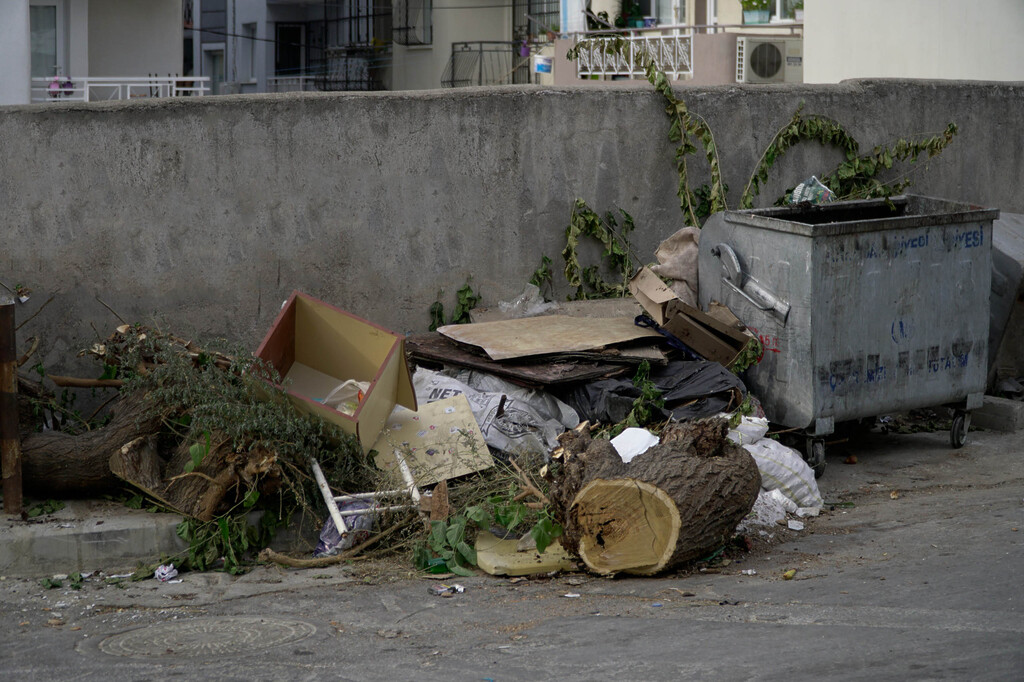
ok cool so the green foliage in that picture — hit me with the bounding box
[563,199,637,299]
[741,107,858,208]
[729,336,763,374]
[529,255,554,297]
[816,123,959,202]
[26,499,65,517]
[184,431,211,473]
[176,509,280,574]
[740,0,771,10]
[567,39,726,228]
[414,514,478,576]
[39,577,63,589]
[567,41,958,220]
[428,281,481,331]
[107,328,374,573]
[610,360,666,436]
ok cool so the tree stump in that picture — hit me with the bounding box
[549,418,760,575]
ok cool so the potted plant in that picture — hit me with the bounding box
[793,0,804,20]
[740,0,771,24]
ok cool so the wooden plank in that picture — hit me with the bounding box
[0,298,21,514]
[437,316,660,361]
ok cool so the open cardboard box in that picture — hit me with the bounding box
[629,267,752,367]
[254,291,417,453]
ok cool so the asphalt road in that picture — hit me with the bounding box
[1,424,1021,681]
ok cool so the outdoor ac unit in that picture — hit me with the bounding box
[736,37,802,84]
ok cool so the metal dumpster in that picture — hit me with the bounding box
[698,195,1000,472]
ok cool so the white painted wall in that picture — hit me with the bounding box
[0,1,31,105]
[69,0,89,76]
[804,0,1024,82]
[392,1,511,90]
[88,0,182,77]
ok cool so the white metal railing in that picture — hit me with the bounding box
[30,76,210,103]
[574,29,693,80]
[267,76,318,93]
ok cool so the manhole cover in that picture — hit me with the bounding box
[99,616,316,658]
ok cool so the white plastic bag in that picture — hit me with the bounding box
[610,427,660,463]
[726,415,770,446]
[319,379,371,416]
[743,438,823,510]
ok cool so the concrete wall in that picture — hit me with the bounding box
[1,80,1021,379]
[89,0,181,77]
[805,0,1024,83]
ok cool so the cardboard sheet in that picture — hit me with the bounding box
[370,395,492,487]
[437,315,660,361]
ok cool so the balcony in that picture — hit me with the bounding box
[441,42,531,88]
[573,27,693,80]
[30,76,210,103]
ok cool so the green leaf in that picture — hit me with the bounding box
[242,488,259,509]
[456,540,477,566]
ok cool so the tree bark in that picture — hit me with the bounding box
[549,418,760,576]
[20,395,162,496]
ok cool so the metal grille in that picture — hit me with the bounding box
[306,0,393,91]
[441,42,531,88]
[574,34,692,80]
[513,0,560,40]
[394,0,432,45]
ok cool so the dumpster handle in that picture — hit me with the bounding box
[711,243,791,325]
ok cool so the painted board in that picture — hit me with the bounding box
[371,395,492,487]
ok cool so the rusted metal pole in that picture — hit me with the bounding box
[0,295,22,515]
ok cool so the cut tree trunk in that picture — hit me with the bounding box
[549,418,760,576]
[20,395,162,497]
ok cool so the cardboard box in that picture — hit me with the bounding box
[255,291,417,453]
[629,267,752,367]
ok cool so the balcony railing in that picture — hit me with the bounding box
[441,42,531,88]
[267,76,319,93]
[31,76,209,103]
[573,28,693,80]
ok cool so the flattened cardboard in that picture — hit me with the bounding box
[629,266,751,367]
[254,291,417,453]
[437,315,660,361]
[370,395,493,487]
[474,530,575,576]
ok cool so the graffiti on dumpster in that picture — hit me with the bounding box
[817,340,975,395]
[748,327,781,362]
[823,225,986,266]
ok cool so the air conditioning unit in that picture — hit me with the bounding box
[736,37,802,84]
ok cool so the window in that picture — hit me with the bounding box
[275,24,304,76]
[393,0,431,46]
[30,0,65,78]
[242,23,256,80]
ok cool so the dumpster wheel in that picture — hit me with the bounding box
[805,438,826,478]
[950,410,970,449]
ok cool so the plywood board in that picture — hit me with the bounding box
[474,530,576,576]
[437,316,660,361]
[371,395,492,487]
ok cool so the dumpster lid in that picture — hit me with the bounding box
[724,194,1000,236]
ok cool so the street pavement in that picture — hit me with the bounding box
[0,423,1021,681]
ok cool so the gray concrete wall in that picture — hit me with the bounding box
[1,80,1022,378]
